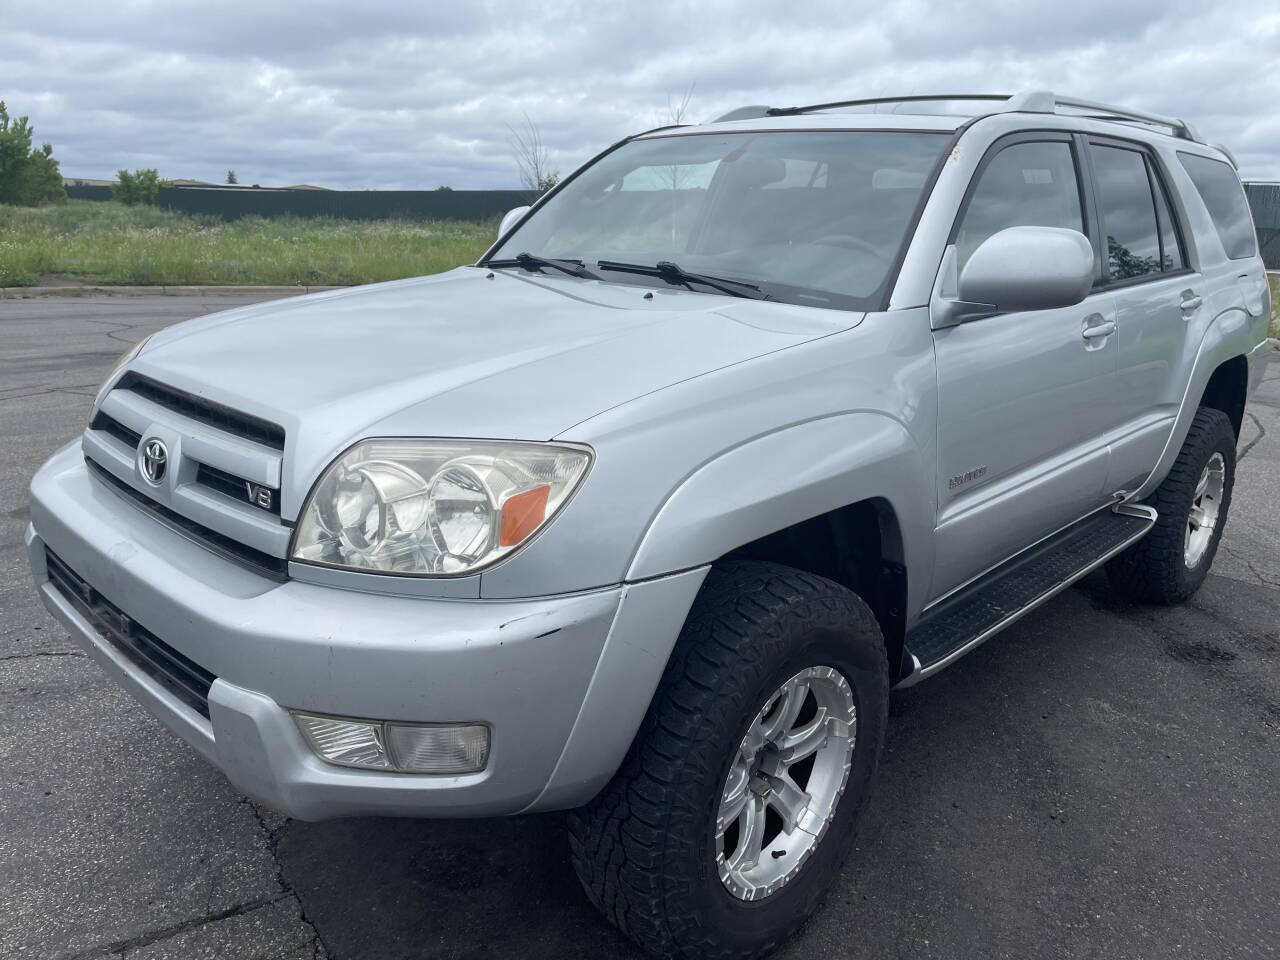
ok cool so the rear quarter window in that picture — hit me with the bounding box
[1177,153,1257,260]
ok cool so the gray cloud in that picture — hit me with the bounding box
[3,0,1278,188]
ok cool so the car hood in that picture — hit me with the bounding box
[130,266,858,503]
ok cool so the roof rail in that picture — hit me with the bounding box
[710,90,1203,143]
[764,93,1017,118]
[1050,95,1201,142]
[711,105,773,123]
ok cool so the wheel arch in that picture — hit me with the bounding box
[625,412,933,680]
[1199,353,1249,438]
[719,497,911,681]
[1133,306,1254,500]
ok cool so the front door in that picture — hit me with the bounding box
[930,134,1117,601]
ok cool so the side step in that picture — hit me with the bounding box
[896,503,1157,688]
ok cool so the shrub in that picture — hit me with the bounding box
[112,168,164,206]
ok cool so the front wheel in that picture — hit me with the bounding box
[568,561,889,960]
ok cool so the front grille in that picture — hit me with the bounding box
[195,463,280,516]
[115,372,286,451]
[86,459,289,580]
[91,409,282,518]
[90,411,142,450]
[45,548,216,719]
[85,375,291,579]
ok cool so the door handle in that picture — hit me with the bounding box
[1180,293,1202,312]
[1081,320,1116,340]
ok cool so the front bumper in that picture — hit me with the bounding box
[28,442,706,820]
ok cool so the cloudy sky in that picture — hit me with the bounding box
[3,0,1278,189]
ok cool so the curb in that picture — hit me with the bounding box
[0,284,348,299]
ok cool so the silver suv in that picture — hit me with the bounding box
[26,90,1271,959]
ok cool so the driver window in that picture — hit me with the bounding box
[956,141,1084,270]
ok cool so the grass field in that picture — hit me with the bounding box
[0,200,496,287]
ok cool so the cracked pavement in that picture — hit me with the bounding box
[2,296,1277,959]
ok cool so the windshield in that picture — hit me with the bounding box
[487,130,951,310]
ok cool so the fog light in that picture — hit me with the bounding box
[293,714,391,769]
[387,723,489,773]
[293,713,490,774]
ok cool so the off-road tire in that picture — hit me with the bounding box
[567,560,889,960]
[1107,406,1236,604]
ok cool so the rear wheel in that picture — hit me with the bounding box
[568,560,889,960]
[1107,406,1236,604]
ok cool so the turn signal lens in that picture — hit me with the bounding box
[386,724,489,774]
[499,484,550,547]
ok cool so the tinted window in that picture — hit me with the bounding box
[1149,159,1185,271]
[490,131,951,310]
[1179,153,1257,260]
[1091,145,1161,281]
[956,141,1083,269]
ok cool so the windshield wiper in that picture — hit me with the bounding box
[596,260,768,300]
[487,252,599,280]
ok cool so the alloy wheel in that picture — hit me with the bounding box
[1184,452,1225,568]
[715,665,857,901]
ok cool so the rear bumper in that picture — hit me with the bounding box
[28,441,706,820]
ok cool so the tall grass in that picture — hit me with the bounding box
[1269,274,1279,339]
[0,200,497,287]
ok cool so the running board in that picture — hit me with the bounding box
[896,503,1157,688]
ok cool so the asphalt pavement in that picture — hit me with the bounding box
[2,294,1277,960]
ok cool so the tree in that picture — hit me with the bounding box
[16,144,65,204]
[507,113,559,196]
[1107,235,1160,280]
[113,168,164,205]
[0,101,67,205]
[664,83,695,126]
[226,169,238,184]
[661,84,696,192]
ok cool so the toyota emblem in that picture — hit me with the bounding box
[140,438,168,485]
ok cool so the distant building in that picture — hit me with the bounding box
[1244,182,1279,270]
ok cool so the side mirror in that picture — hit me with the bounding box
[498,206,531,240]
[933,226,1094,327]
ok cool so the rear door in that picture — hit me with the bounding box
[1083,136,1199,493]
[930,133,1117,600]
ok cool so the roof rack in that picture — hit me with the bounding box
[711,90,1202,143]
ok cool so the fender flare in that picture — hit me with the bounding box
[1133,305,1254,500]
[625,411,935,614]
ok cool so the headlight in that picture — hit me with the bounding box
[104,335,151,384]
[291,439,592,576]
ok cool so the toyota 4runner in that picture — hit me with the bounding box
[27,90,1271,959]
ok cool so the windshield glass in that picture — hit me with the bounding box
[487,130,951,310]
